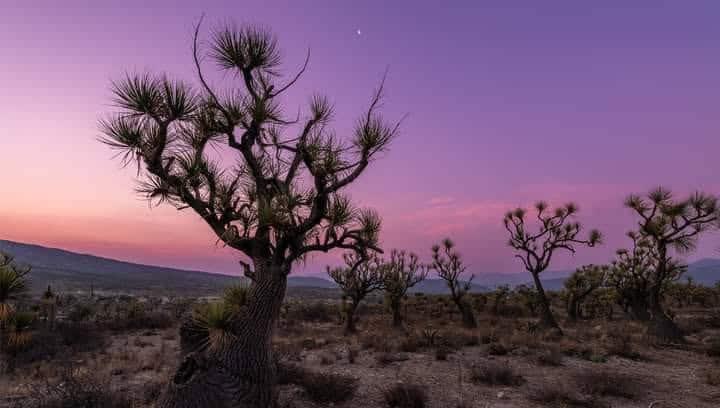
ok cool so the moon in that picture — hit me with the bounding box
[356,29,362,36]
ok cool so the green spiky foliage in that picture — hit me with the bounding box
[99,19,399,407]
[0,252,30,323]
[513,284,539,317]
[327,251,384,334]
[382,250,428,327]
[223,282,251,313]
[504,201,602,333]
[563,264,608,321]
[431,238,476,328]
[490,284,510,316]
[624,188,719,340]
[3,311,35,352]
[183,302,236,354]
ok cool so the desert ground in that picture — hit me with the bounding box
[2,290,719,408]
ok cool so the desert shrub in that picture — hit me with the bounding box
[67,303,95,322]
[399,335,420,352]
[56,321,107,352]
[706,338,720,358]
[442,330,479,348]
[487,342,509,356]
[470,362,524,386]
[435,346,452,361]
[384,383,428,408]
[348,347,359,364]
[537,346,564,366]
[574,370,639,399]
[603,331,642,360]
[298,371,357,403]
[703,368,720,386]
[529,383,599,407]
[107,310,173,332]
[286,301,336,323]
[376,352,409,366]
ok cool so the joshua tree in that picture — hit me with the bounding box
[431,238,476,328]
[625,188,719,340]
[327,251,385,334]
[504,202,601,332]
[383,250,428,327]
[564,264,607,321]
[99,20,398,407]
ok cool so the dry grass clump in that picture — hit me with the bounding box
[19,369,133,408]
[529,383,599,407]
[383,383,428,408]
[276,363,358,403]
[536,345,564,366]
[703,367,720,386]
[574,370,640,399]
[469,361,524,386]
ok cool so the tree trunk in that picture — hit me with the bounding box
[157,262,288,408]
[531,272,562,333]
[631,298,650,321]
[647,293,683,342]
[566,296,578,321]
[344,301,358,334]
[390,297,403,327]
[453,297,477,328]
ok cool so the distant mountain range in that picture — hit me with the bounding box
[0,240,486,296]
[1,239,718,296]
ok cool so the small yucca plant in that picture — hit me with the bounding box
[0,253,30,322]
[183,302,236,353]
[223,283,251,313]
[4,311,35,352]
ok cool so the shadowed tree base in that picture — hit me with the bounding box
[156,353,277,408]
[647,310,684,343]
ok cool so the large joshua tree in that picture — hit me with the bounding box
[383,250,428,327]
[504,202,601,332]
[100,21,399,408]
[431,238,477,328]
[327,251,385,334]
[625,188,720,341]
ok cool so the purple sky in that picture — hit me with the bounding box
[2,1,719,277]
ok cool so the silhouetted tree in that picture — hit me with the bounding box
[431,238,476,328]
[327,251,384,334]
[564,264,607,320]
[504,202,601,333]
[383,250,428,327]
[625,188,719,340]
[99,20,399,408]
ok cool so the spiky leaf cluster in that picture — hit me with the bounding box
[625,187,720,253]
[503,201,602,274]
[99,21,398,278]
[564,264,608,300]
